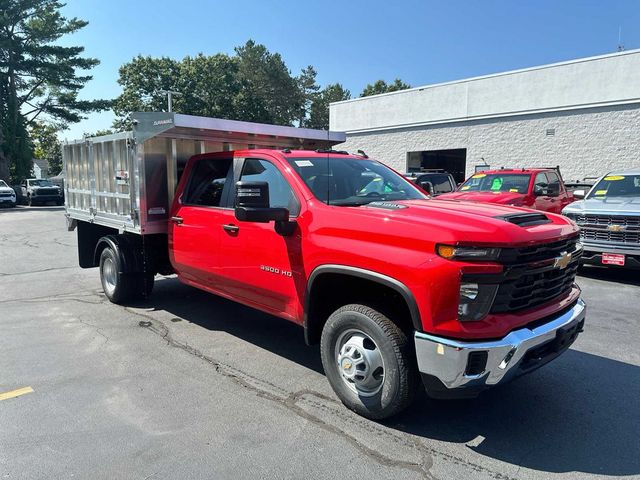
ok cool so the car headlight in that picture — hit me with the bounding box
[458,282,499,321]
[437,244,501,261]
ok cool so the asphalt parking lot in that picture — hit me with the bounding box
[1,207,639,480]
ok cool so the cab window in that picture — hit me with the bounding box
[239,158,300,216]
[546,172,561,196]
[183,158,233,207]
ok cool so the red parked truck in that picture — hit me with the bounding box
[439,167,574,214]
[64,113,586,419]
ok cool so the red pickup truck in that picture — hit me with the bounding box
[66,116,586,420]
[439,168,574,214]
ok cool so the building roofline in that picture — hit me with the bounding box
[331,48,640,107]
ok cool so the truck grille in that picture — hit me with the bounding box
[0,191,13,197]
[491,235,581,313]
[574,214,640,245]
[36,188,58,196]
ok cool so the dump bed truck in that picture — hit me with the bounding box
[65,112,585,419]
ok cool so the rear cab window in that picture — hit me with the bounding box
[182,158,233,208]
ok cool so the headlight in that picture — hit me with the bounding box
[458,282,498,321]
[437,244,501,261]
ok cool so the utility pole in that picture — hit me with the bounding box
[157,90,182,112]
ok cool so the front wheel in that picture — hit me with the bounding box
[320,304,418,420]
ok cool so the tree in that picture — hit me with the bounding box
[112,41,305,129]
[0,0,110,182]
[111,56,181,131]
[234,40,302,125]
[360,78,411,97]
[83,128,114,138]
[297,65,320,127]
[307,83,351,130]
[176,53,242,119]
[30,121,61,175]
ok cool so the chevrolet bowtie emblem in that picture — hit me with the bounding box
[607,224,626,232]
[553,251,572,270]
[343,362,352,370]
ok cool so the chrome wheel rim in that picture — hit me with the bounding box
[102,256,117,296]
[335,329,385,397]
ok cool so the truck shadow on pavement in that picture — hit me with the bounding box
[390,350,640,476]
[141,276,324,374]
[141,276,639,477]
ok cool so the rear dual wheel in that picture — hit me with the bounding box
[320,304,418,420]
[99,246,154,304]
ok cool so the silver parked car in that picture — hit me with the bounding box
[563,168,640,269]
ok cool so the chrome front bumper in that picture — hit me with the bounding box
[414,298,586,397]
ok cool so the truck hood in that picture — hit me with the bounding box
[438,190,525,204]
[563,196,640,215]
[0,186,14,194]
[348,198,577,246]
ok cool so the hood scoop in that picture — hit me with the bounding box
[494,212,551,227]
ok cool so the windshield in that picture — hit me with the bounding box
[459,173,531,194]
[0,180,8,188]
[587,174,640,199]
[287,157,426,206]
[29,179,55,187]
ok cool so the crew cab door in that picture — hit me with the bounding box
[169,156,234,286]
[216,156,303,320]
[545,171,570,213]
[532,172,554,212]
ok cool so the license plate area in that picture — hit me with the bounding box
[520,319,584,371]
[602,253,625,266]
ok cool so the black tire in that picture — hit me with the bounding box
[320,304,418,420]
[137,272,155,299]
[99,247,134,304]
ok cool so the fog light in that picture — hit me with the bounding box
[458,282,498,322]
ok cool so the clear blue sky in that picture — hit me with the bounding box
[59,0,640,139]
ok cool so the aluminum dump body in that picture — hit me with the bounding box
[63,112,345,235]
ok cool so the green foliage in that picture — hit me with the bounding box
[83,128,114,138]
[360,79,411,97]
[307,83,351,130]
[112,56,181,130]
[0,0,109,182]
[30,121,62,175]
[297,65,320,127]
[112,40,306,129]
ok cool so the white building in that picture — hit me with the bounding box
[330,49,640,183]
[32,159,49,179]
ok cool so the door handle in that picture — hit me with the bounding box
[171,216,183,225]
[222,224,239,233]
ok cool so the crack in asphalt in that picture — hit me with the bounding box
[125,305,518,480]
[1,286,517,480]
[0,266,79,277]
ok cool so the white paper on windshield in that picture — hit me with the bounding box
[295,160,314,167]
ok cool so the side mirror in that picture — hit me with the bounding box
[234,181,289,223]
[534,183,548,196]
[547,183,560,197]
[420,181,433,195]
[573,189,586,199]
